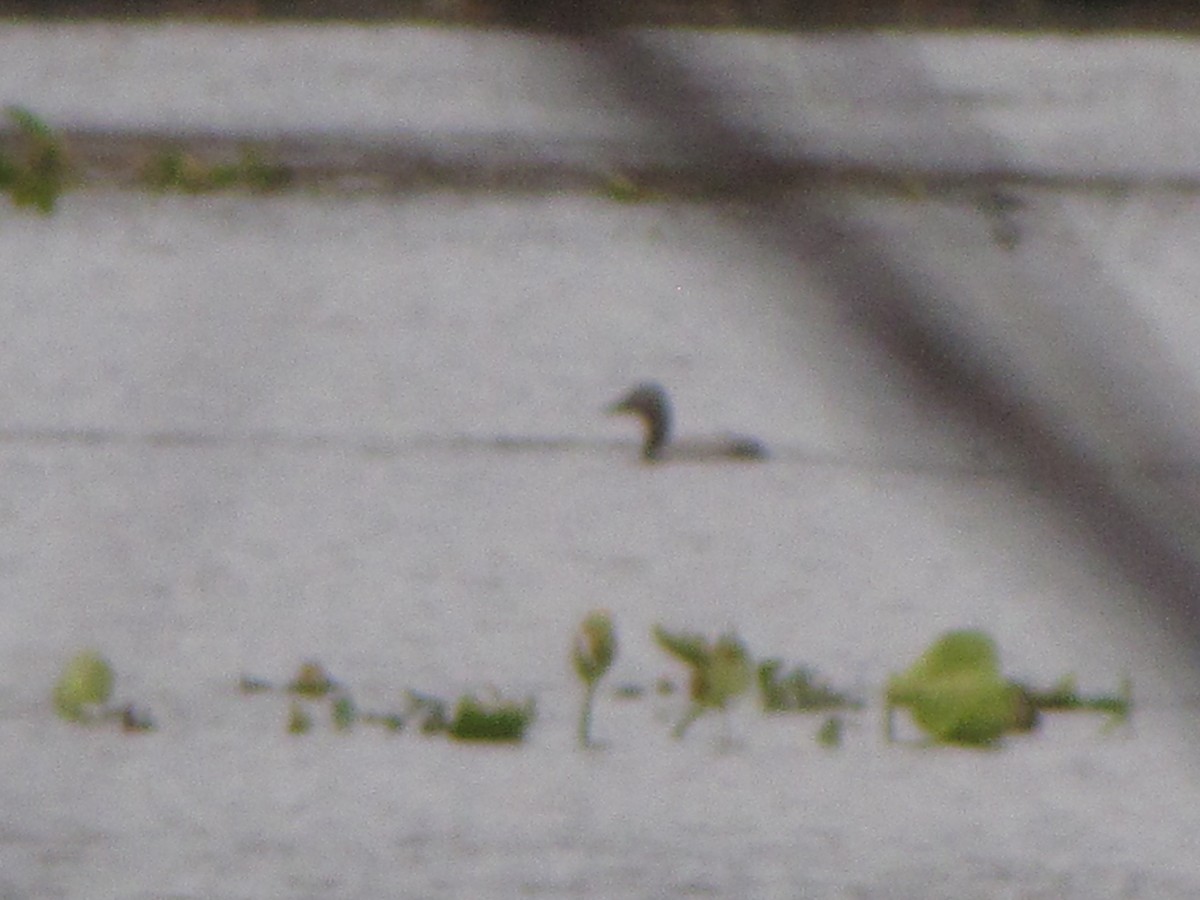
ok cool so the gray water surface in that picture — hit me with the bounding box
[2,189,1199,898]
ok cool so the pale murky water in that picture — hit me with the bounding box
[2,190,1199,898]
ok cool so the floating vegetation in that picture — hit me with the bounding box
[331,694,357,732]
[885,630,1130,748]
[243,661,406,736]
[0,106,69,213]
[360,711,405,732]
[886,630,1028,747]
[1022,674,1132,732]
[65,622,1128,750]
[447,693,535,743]
[53,649,114,723]
[816,714,843,748]
[653,625,753,739]
[757,659,861,714]
[571,610,617,748]
[287,701,313,735]
[599,171,660,203]
[405,690,450,735]
[140,146,293,193]
[52,650,155,732]
[245,663,533,742]
[286,660,340,698]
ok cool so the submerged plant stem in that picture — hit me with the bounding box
[578,682,598,748]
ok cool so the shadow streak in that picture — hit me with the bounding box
[567,28,1200,648]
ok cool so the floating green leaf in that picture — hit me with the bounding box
[907,671,1024,746]
[652,625,710,669]
[886,630,1023,747]
[52,650,114,723]
[654,625,752,739]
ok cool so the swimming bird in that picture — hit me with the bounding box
[606,382,767,462]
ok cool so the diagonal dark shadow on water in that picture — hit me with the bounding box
[537,23,1200,651]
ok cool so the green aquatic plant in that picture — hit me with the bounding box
[287,701,313,735]
[1,106,69,213]
[141,146,292,193]
[405,690,450,734]
[331,693,357,732]
[653,625,753,739]
[246,663,408,735]
[816,714,843,748]
[757,659,861,713]
[52,651,156,731]
[52,649,114,723]
[571,610,617,748]
[600,171,660,203]
[360,711,405,732]
[1022,673,1132,732]
[885,630,1029,747]
[286,660,339,698]
[447,693,535,743]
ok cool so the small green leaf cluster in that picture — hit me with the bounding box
[758,659,861,713]
[140,147,293,193]
[653,625,753,738]
[0,106,69,213]
[446,694,536,743]
[52,649,154,731]
[243,661,533,742]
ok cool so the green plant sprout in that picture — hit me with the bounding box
[1,106,69,213]
[571,610,617,747]
[141,146,292,193]
[885,630,1035,747]
[653,625,753,739]
[447,693,535,743]
[757,659,861,713]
